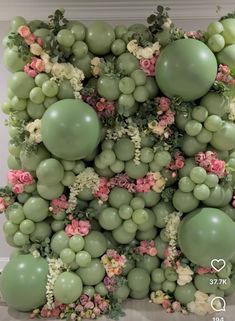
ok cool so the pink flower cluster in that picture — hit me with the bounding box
[75,294,109,319]
[196,266,216,275]
[163,247,181,268]
[185,30,203,40]
[195,151,227,178]
[103,276,117,293]
[159,97,171,112]
[140,55,158,76]
[49,195,69,215]
[167,152,185,178]
[0,196,14,213]
[216,64,235,85]
[135,174,155,193]
[65,219,91,237]
[24,57,45,78]
[101,249,127,278]
[162,299,185,314]
[18,25,43,46]
[95,98,115,115]
[8,170,34,194]
[135,240,158,256]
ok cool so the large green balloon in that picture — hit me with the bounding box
[155,39,217,101]
[0,254,48,311]
[36,158,64,185]
[84,231,107,258]
[86,21,115,55]
[54,272,83,304]
[41,99,101,160]
[178,207,235,267]
[127,268,150,292]
[50,231,69,255]
[8,72,35,99]
[77,259,105,285]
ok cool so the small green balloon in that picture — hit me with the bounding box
[112,225,136,244]
[60,248,76,264]
[30,222,52,242]
[178,207,235,267]
[77,259,105,285]
[50,231,69,255]
[125,160,148,179]
[20,145,50,171]
[41,99,101,160]
[37,182,64,200]
[114,138,135,161]
[117,53,139,76]
[113,284,130,301]
[194,274,218,294]
[3,48,27,72]
[3,221,18,236]
[8,72,35,99]
[173,190,199,213]
[210,121,235,151]
[69,235,85,252]
[97,75,120,101]
[1,254,48,311]
[136,256,160,273]
[23,197,48,222]
[156,39,217,101]
[128,268,150,292]
[108,187,132,208]
[54,272,83,304]
[76,250,92,267]
[86,21,115,55]
[174,283,197,305]
[95,282,108,296]
[99,207,122,230]
[84,231,107,258]
[36,158,64,185]
[19,219,35,235]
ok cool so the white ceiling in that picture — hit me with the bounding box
[0,0,234,22]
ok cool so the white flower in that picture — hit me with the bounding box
[162,18,172,30]
[137,47,154,59]
[30,43,43,56]
[187,291,221,316]
[127,40,139,54]
[152,41,161,52]
[26,119,42,143]
[176,265,194,286]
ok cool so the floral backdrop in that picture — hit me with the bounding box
[0,5,235,320]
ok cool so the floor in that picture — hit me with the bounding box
[0,296,234,321]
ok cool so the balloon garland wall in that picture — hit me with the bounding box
[1,6,235,319]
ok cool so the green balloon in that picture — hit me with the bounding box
[69,235,85,252]
[114,138,135,161]
[84,231,107,258]
[54,272,83,304]
[136,256,160,273]
[41,99,101,160]
[108,187,132,208]
[37,182,64,200]
[116,53,139,76]
[200,92,228,117]
[3,48,28,72]
[97,75,120,100]
[8,204,25,224]
[217,44,235,68]
[1,254,48,311]
[23,197,49,222]
[60,248,76,264]
[50,231,69,255]
[86,21,115,55]
[77,259,105,285]
[113,284,130,301]
[8,72,35,99]
[125,160,148,179]
[13,231,29,246]
[19,219,35,235]
[36,158,64,185]
[3,221,18,236]
[155,39,217,101]
[20,145,50,171]
[130,288,149,299]
[136,227,157,241]
[99,207,122,230]
[10,16,27,32]
[76,251,92,267]
[30,222,52,242]
[174,283,197,305]
[51,220,65,232]
[153,201,174,228]
[210,121,235,151]
[194,274,218,294]
[173,190,199,213]
[128,268,150,291]
[112,224,136,244]
[178,207,235,267]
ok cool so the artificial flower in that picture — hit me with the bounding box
[176,265,194,286]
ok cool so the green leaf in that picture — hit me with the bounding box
[157,5,164,13]
[147,14,156,24]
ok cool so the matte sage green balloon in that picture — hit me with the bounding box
[86,21,115,55]
[155,39,217,101]
[72,52,94,78]
[136,256,160,273]
[210,121,235,151]
[116,53,139,76]
[181,135,207,157]
[36,158,64,185]
[76,250,91,267]
[108,187,132,208]
[20,145,50,171]
[23,197,49,222]
[3,221,18,236]
[8,72,35,99]
[137,190,161,207]
[54,272,83,304]
[136,227,157,241]
[130,288,149,299]
[30,222,52,242]
[129,24,152,41]
[217,44,235,68]
[194,274,218,294]
[153,201,174,228]
[125,160,148,179]
[0,254,48,311]
[3,48,28,72]
[200,92,228,117]
[127,268,150,291]
[84,231,107,258]
[113,284,130,301]
[77,259,105,285]
[99,207,122,230]
[178,207,235,267]
[50,231,69,255]
[7,155,21,169]
[112,225,135,244]
[114,138,135,161]
[154,237,168,259]
[174,283,197,305]
[41,99,101,160]
[37,182,64,200]
[97,75,120,100]
[173,190,199,213]
[10,16,27,32]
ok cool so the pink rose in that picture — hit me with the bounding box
[220,64,230,74]
[19,171,34,185]
[175,158,184,169]
[172,301,181,312]
[148,247,158,256]
[78,220,91,236]
[80,294,89,306]
[36,37,43,46]
[159,97,171,112]
[0,198,6,212]
[140,58,151,69]
[93,307,101,316]
[35,59,45,72]
[209,159,225,178]
[25,33,36,45]
[24,64,37,77]
[98,300,109,311]
[7,170,18,185]
[18,25,31,38]
[84,301,94,309]
[162,299,171,310]
[12,184,24,194]
[51,308,60,317]
[40,307,51,318]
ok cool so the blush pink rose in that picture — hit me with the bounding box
[7,170,19,185]
[148,247,158,256]
[0,198,6,212]
[25,34,36,45]
[12,184,24,194]
[36,37,43,46]
[19,171,34,185]
[172,301,181,312]
[159,97,171,112]
[162,299,171,310]
[209,159,225,177]
[18,25,31,38]
[140,58,151,69]
[24,64,37,77]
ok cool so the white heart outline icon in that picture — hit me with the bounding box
[211,259,226,272]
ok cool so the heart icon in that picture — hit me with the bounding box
[211,259,226,272]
